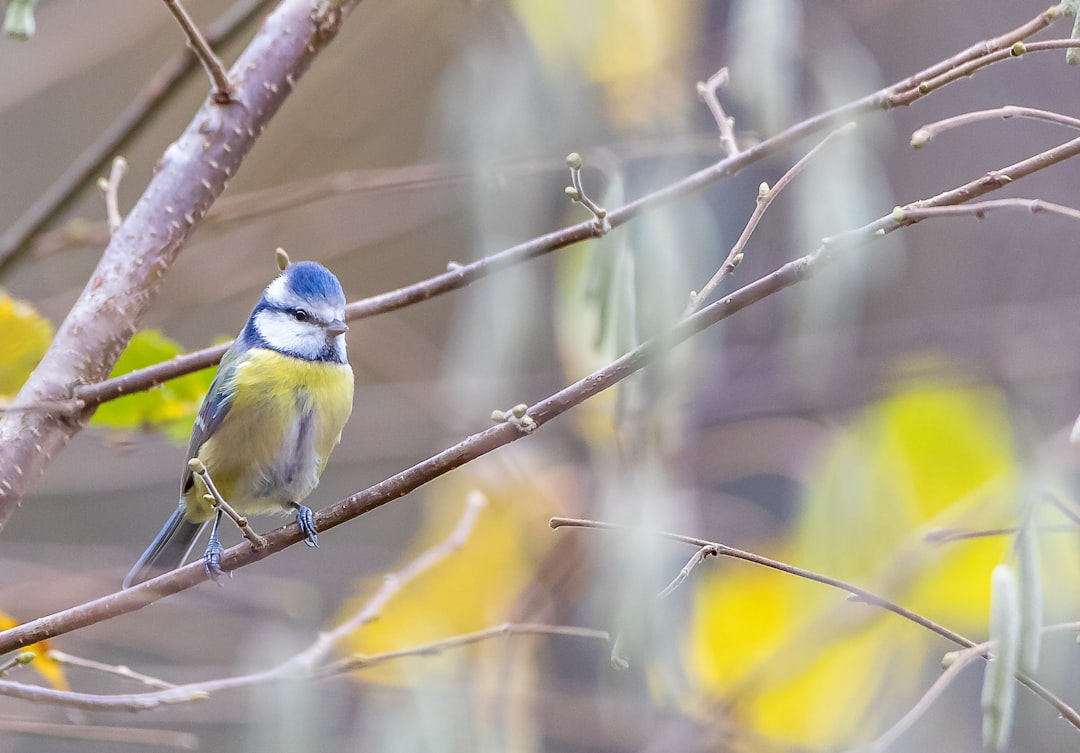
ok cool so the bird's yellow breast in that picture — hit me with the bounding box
[187,349,354,521]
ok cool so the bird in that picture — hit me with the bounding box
[123,260,354,588]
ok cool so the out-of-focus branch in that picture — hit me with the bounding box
[548,517,1080,733]
[0,0,366,530]
[97,156,128,234]
[0,495,604,714]
[5,117,1080,653]
[910,105,1080,148]
[39,6,1069,412]
[0,0,272,277]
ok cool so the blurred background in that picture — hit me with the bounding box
[2,0,1080,751]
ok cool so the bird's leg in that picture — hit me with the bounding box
[204,509,225,581]
[289,502,319,548]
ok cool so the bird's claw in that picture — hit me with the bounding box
[204,536,225,583]
[294,504,319,548]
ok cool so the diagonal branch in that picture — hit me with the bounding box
[0,0,367,531]
[0,0,273,277]
[38,6,1070,413]
[4,119,1080,655]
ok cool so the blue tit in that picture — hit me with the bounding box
[123,261,354,588]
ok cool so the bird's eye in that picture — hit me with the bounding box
[291,308,311,323]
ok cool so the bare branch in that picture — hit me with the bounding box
[161,0,234,103]
[188,459,265,548]
[684,121,856,315]
[283,490,487,673]
[329,623,610,674]
[911,105,1080,149]
[18,6,1062,418]
[897,198,1080,225]
[0,0,366,530]
[0,718,196,749]
[4,118,1080,652]
[47,649,177,690]
[97,156,128,234]
[696,67,740,156]
[0,0,272,276]
[548,517,1080,732]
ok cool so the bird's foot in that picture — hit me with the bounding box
[291,503,319,548]
[204,534,225,583]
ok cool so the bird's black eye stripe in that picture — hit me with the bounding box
[291,308,311,323]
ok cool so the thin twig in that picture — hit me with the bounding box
[0,0,271,276]
[328,623,610,674]
[924,524,1076,544]
[885,36,1080,108]
[6,121,1080,655]
[0,719,196,749]
[0,0,367,531]
[656,545,717,600]
[161,0,234,103]
[550,517,970,644]
[696,67,740,156]
[852,645,985,753]
[911,105,1080,148]
[188,460,265,548]
[47,650,177,690]
[1039,491,1080,528]
[548,516,1080,732]
[896,198,1080,225]
[856,620,1080,752]
[27,8,1060,412]
[282,490,487,673]
[0,497,605,714]
[684,121,856,315]
[98,157,128,234]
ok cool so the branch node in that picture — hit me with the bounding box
[564,153,610,233]
[98,156,128,234]
[492,403,536,433]
[696,67,740,156]
[163,0,235,104]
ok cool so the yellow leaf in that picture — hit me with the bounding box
[682,375,1080,750]
[335,453,578,684]
[0,292,52,398]
[511,0,703,127]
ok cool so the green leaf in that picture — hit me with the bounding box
[3,0,38,41]
[0,292,53,397]
[90,330,214,442]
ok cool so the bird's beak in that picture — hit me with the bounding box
[326,318,348,337]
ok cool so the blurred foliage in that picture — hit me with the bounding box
[0,291,52,398]
[89,330,215,442]
[0,611,67,691]
[683,377,1080,751]
[335,452,580,685]
[511,0,703,128]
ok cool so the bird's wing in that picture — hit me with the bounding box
[180,346,240,494]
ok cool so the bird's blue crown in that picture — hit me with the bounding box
[242,261,349,363]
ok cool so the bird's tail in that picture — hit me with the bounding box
[122,507,205,588]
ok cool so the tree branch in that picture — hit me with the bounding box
[548,517,1080,733]
[0,0,366,530]
[5,119,1080,653]
[36,6,1070,414]
[0,0,273,276]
